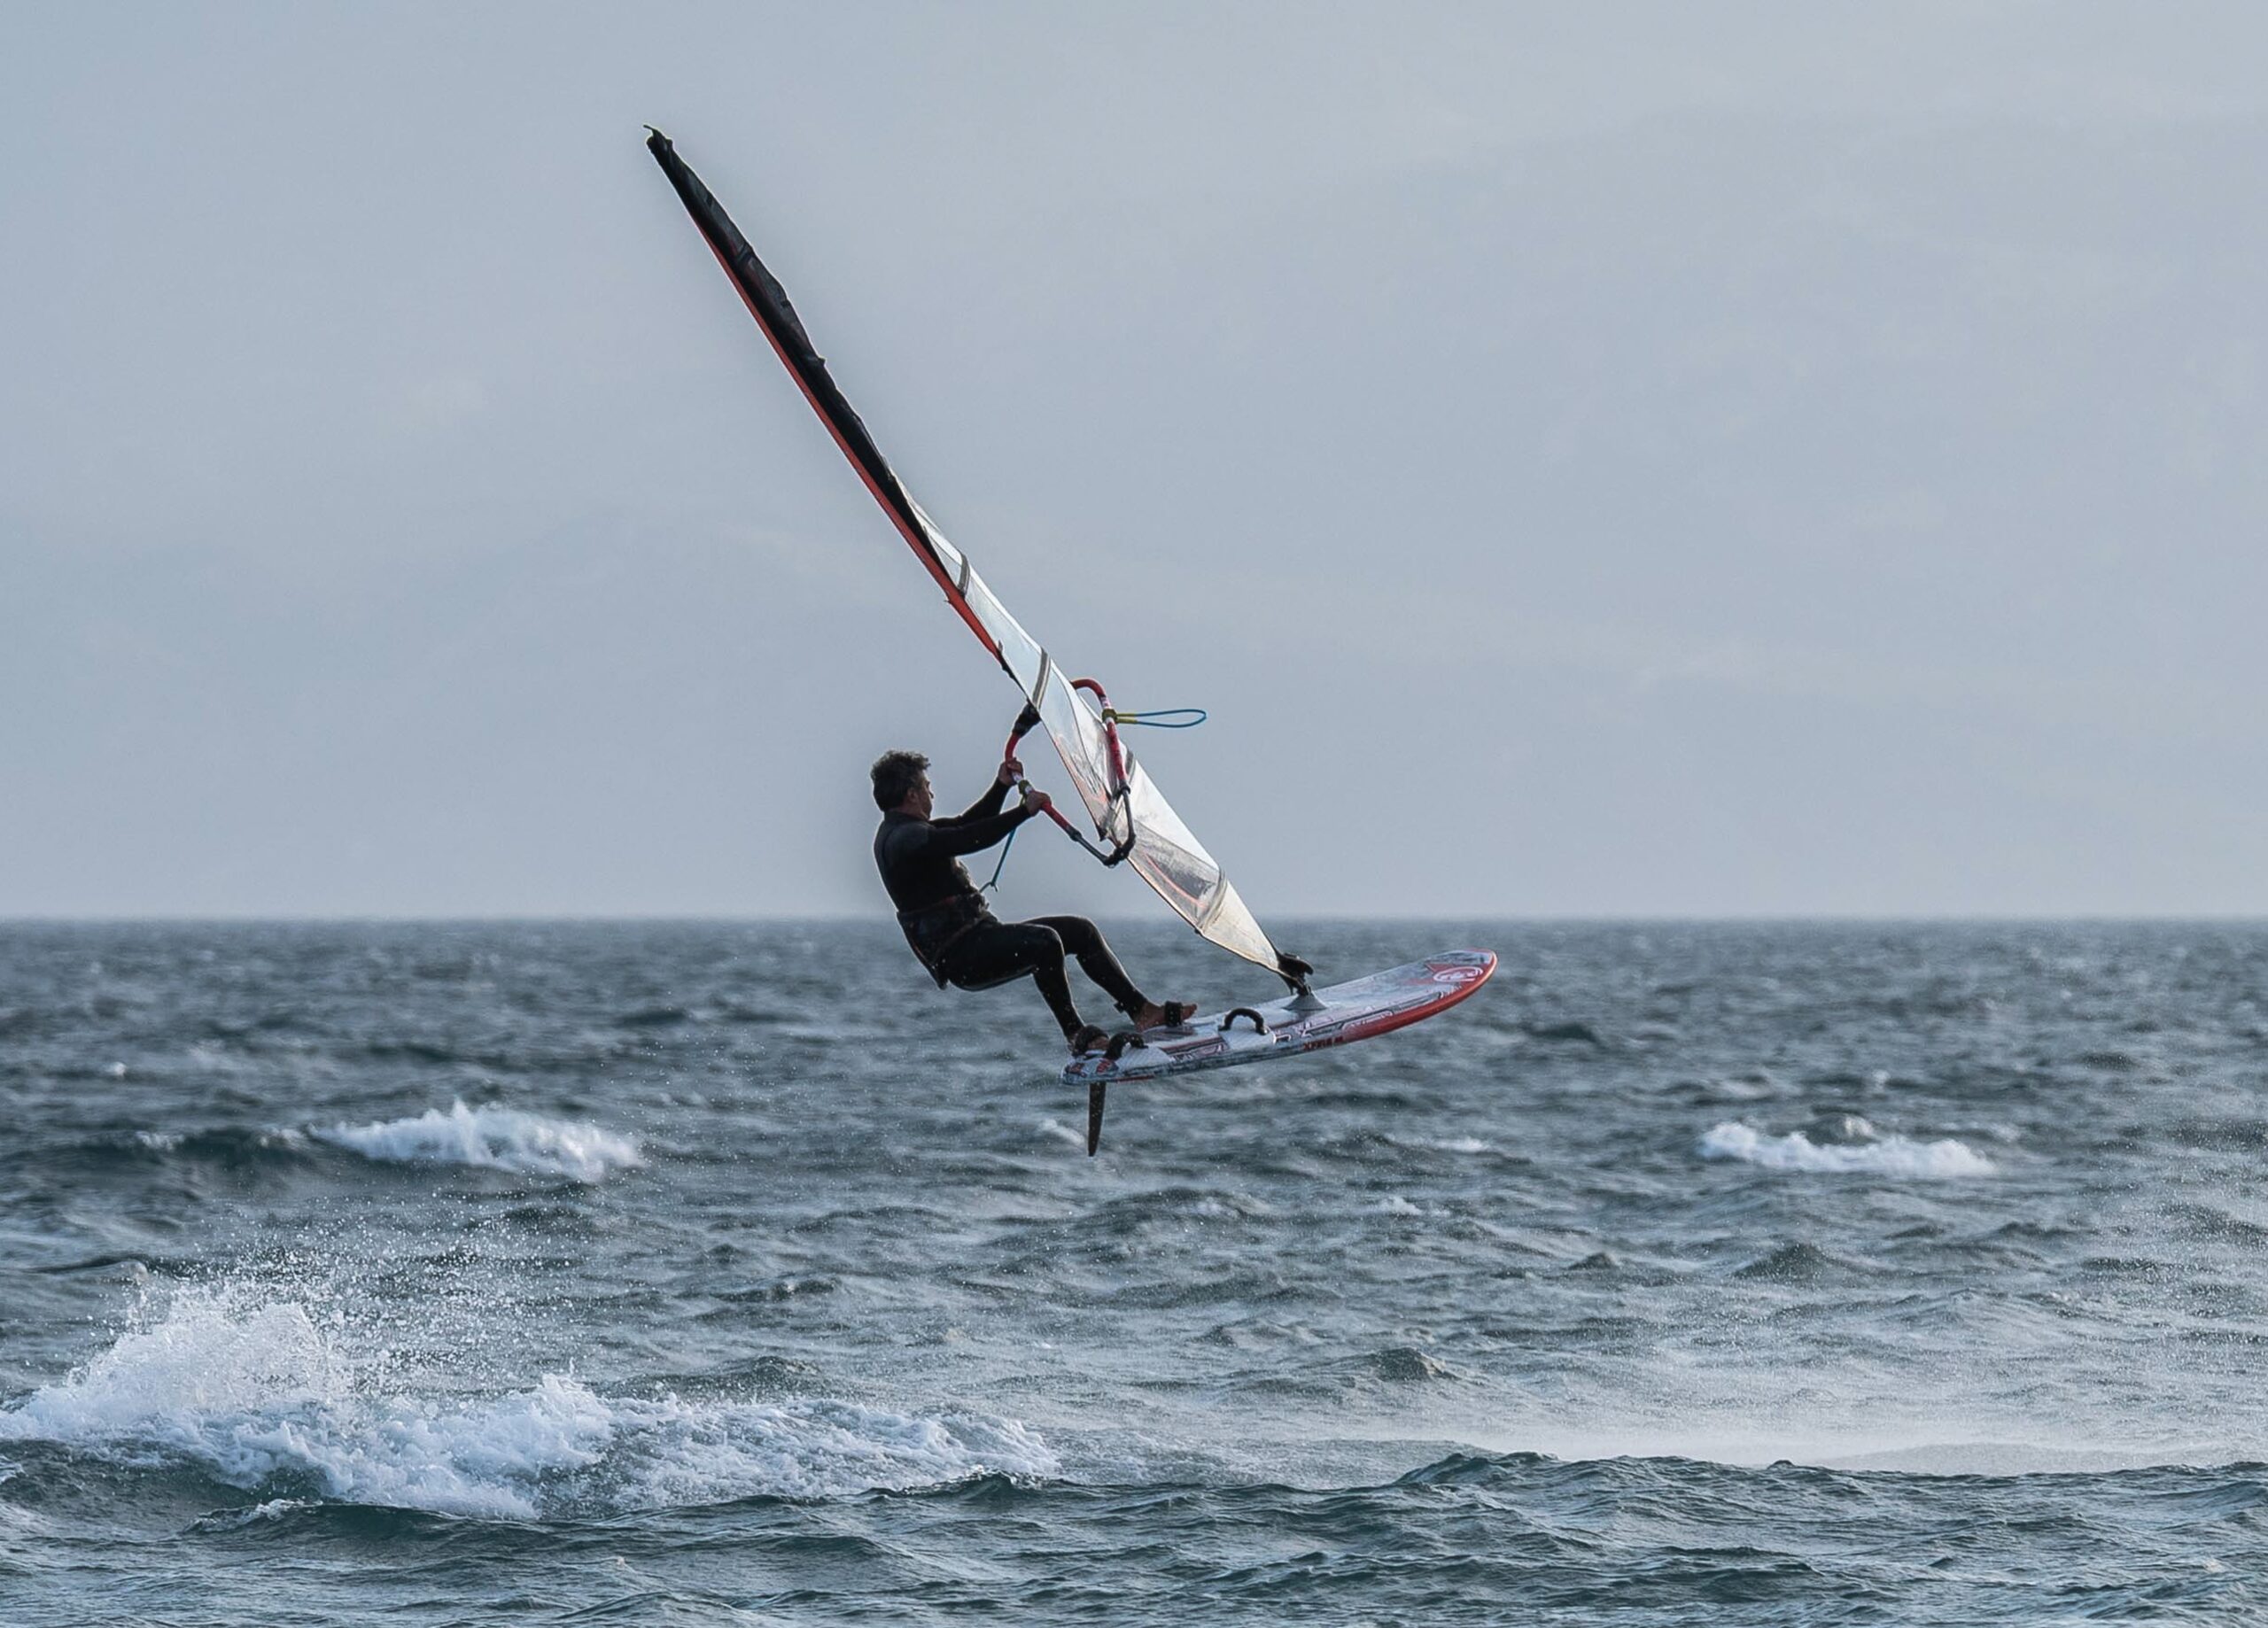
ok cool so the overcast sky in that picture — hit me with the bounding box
[4,3,2264,919]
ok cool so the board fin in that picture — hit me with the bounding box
[1086,1081,1107,1156]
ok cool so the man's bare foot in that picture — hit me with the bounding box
[1131,1001,1197,1030]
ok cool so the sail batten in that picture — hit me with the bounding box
[648,129,1284,977]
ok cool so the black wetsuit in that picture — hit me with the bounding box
[874,784,1149,1038]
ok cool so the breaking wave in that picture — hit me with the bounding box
[1699,1120,1995,1178]
[315,1101,641,1183]
[0,1285,1055,1520]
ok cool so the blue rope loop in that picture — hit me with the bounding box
[982,819,1019,891]
[1102,707,1208,729]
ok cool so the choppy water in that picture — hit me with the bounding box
[2,920,2264,1624]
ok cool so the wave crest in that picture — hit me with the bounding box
[0,1286,1055,1519]
[1699,1120,1994,1178]
[316,1100,641,1183]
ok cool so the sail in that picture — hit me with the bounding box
[646,130,1285,976]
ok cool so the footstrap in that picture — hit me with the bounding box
[1102,1028,1148,1061]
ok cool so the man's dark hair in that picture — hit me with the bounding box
[871,749,929,810]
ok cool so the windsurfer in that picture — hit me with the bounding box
[871,747,1192,1054]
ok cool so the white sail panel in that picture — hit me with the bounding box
[1031,668,1279,971]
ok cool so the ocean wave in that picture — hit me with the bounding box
[0,1286,1055,1520]
[1734,1241,1860,1282]
[315,1101,641,1183]
[1389,1134,1495,1155]
[1699,1120,1995,1178]
[142,1127,315,1167]
[24,1126,319,1178]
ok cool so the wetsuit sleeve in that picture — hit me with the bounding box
[920,803,1033,857]
[936,779,1013,828]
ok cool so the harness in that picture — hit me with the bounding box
[894,892,993,988]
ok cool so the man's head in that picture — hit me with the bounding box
[871,749,932,816]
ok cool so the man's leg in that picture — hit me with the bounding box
[939,921,1087,1040]
[1028,917,1153,1020]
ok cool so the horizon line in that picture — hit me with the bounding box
[4,912,2266,927]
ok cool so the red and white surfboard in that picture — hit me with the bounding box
[1064,950,1497,1089]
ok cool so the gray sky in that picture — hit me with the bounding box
[4,3,2264,919]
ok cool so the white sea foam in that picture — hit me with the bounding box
[602,1394,1056,1509]
[0,1285,1055,1519]
[1699,1120,1995,1178]
[1037,1117,1085,1149]
[316,1100,641,1183]
[0,1288,346,1438]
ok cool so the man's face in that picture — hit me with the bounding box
[910,772,934,818]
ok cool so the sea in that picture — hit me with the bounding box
[2,919,2264,1624]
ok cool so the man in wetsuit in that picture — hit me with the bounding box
[871,744,1191,1055]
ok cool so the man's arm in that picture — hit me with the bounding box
[919,802,1034,858]
[919,748,1039,855]
[936,778,1014,829]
